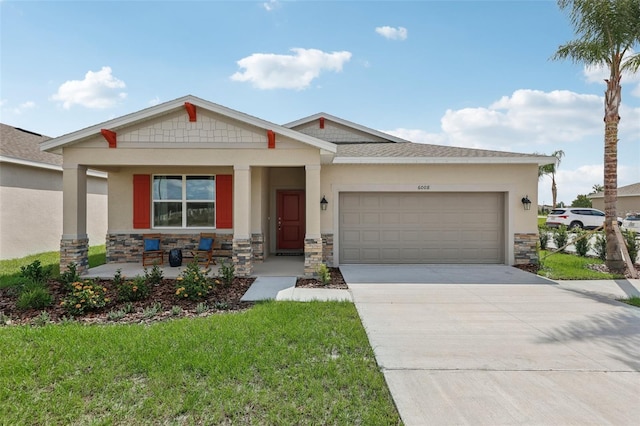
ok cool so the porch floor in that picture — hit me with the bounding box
[83,255,305,279]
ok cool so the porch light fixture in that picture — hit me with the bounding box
[521,195,532,211]
[320,196,328,211]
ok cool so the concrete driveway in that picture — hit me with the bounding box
[345,265,640,425]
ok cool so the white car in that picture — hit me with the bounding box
[545,208,621,230]
[621,214,640,232]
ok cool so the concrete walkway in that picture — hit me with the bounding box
[346,266,640,425]
[241,276,352,302]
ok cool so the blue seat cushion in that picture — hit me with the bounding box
[144,238,160,251]
[198,237,213,251]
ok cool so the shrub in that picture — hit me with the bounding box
[20,260,49,285]
[552,225,569,252]
[60,263,81,290]
[593,232,607,261]
[31,311,51,327]
[116,275,150,302]
[175,260,212,301]
[217,260,235,288]
[573,229,591,257]
[144,264,164,286]
[538,226,549,251]
[317,263,331,285]
[16,284,53,310]
[60,279,109,316]
[623,230,638,264]
[143,302,162,319]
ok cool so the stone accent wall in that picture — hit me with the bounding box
[304,237,323,277]
[60,237,89,275]
[321,233,334,265]
[233,238,253,277]
[251,233,264,262]
[514,233,539,265]
[106,233,233,263]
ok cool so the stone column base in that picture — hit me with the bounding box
[304,237,323,277]
[321,233,334,266]
[514,233,539,265]
[233,238,253,277]
[251,233,264,263]
[60,237,89,275]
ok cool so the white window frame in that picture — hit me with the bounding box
[152,174,216,229]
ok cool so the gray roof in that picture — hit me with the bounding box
[589,182,640,198]
[0,123,60,166]
[335,142,552,163]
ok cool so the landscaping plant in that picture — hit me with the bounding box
[538,226,549,250]
[59,262,81,290]
[593,232,607,261]
[317,263,331,285]
[217,259,235,287]
[573,229,591,257]
[552,225,569,252]
[60,279,109,316]
[116,275,151,302]
[16,281,52,310]
[175,259,212,301]
[144,263,164,285]
[19,260,49,285]
[622,230,638,265]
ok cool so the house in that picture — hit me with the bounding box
[0,123,108,260]
[41,95,554,276]
[589,182,640,216]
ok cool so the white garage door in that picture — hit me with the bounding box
[339,192,504,264]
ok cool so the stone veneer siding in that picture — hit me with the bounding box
[251,233,264,262]
[61,237,89,275]
[106,233,233,263]
[233,238,253,277]
[304,237,323,277]
[321,233,334,266]
[514,233,539,265]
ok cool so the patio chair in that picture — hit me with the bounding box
[142,233,164,266]
[191,232,215,268]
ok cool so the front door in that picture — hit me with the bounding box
[276,190,305,251]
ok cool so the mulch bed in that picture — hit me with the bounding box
[0,268,348,326]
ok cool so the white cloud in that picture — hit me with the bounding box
[375,26,408,41]
[263,0,281,12]
[230,48,352,90]
[13,101,36,114]
[51,66,127,109]
[148,96,161,106]
[583,51,640,97]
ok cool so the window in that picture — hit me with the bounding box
[152,175,215,228]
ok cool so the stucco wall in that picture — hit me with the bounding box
[0,162,107,260]
[591,197,639,216]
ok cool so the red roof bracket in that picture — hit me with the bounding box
[267,130,275,149]
[184,102,197,122]
[319,117,325,129]
[100,129,117,148]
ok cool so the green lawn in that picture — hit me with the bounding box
[0,245,106,288]
[538,250,622,280]
[0,302,400,425]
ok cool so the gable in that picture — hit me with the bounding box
[291,120,391,144]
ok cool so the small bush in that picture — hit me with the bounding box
[0,312,10,326]
[20,260,49,285]
[317,263,331,286]
[16,285,53,310]
[175,260,212,301]
[573,229,591,257]
[60,279,109,316]
[31,311,51,327]
[143,302,162,319]
[116,275,150,302]
[144,264,164,286]
[170,305,182,316]
[623,230,638,264]
[59,263,81,290]
[593,232,607,261]
[196,302,209,314]
[538,226,549,251]
[218,260,235,288]
[553,225,569,252]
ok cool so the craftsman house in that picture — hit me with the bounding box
[41,95,553,276]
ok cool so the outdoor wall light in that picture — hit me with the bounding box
[521,195,532,211]
[320,196,328,211]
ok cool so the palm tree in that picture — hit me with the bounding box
[552,0,640,273]
[591,183,604,194]
[538,150,565,209]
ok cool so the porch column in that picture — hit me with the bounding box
[232,165,253,277]
[60,164,89,274]
[304,164,323,277]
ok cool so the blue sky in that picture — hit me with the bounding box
[1,0,639,205]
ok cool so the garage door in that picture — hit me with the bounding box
[339,192,504,264]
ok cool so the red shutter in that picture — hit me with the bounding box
[133,174,151,229]
[216,175,233,229]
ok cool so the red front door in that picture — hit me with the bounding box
[277,190,305,250]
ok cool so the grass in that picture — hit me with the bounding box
[0,245,106,289]
[538,250,623,280]
[0,302,400,425]
[619,296,640,307]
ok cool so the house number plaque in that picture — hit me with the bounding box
[417,185,430,190]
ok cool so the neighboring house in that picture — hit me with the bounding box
[0,123,108,260]
[41,95,554,276]
[589,182,640,216]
